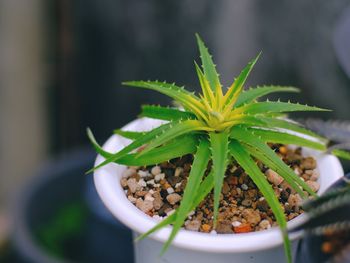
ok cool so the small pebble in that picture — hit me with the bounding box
[216,220,233,233]
[242,209,261,225]
[201,224,211,232]
[138,170,150,178]
[151,166,161,176]
[301,157,317,170]
[185,220,201,231]
[123,168,136,178]
[152,191,163,210]
[145,193,155,202]
[138,179,147,187]
[232,221,242,227]
[259,219,271,230]
[241,184,248,191]
[265,169,284,186]
[241,199,252,207]
[147,179,155,185]
[174,167,184,177]
[154,173,165,182]
[175,182,182,188]
[120,177,128,187]
[288,194,302,207]
[136,199,153,213]
[127,178,140,193]
[166,193,182,205]
[167,187,175,194]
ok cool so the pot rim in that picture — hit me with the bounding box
[94,118,344,253]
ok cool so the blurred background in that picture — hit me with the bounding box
[0,0,349,262]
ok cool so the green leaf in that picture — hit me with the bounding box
[161,139,211,253]
[257,117,327,143]
[87,122,173,174]
[223,114,267,128]
[139,119,210,156]
[123,80,207,120]
[209,131,229,225]
[116,135,198,166]
[194,61,216,108]
[136,172,214,242]
[230,127,317,197]
[195,34,221,95]
[235,101,330,115]
[113,129,145,140]
[223,53,260,110]
[229,140,292,263]
[87,128,113,158]
[247,128,327,151]
[140,105,196,121]
[331,149,350,160]
[235,86,300,107]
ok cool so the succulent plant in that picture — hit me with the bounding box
[88,34,331,262]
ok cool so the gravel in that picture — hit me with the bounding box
[121,144,320,234]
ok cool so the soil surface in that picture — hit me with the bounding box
[121,144,319,234]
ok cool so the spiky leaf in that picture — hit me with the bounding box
[229,140,292,263]
[235,86,300,107]
[209,131,229,224]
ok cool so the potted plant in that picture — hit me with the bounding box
[88,34,344,263]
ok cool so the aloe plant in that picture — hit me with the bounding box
[87,34,331,263]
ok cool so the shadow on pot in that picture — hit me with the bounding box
[11,148,134,263]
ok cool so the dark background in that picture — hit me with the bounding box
[50,0,350,153]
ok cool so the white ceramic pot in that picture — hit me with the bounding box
[94,118,344,263]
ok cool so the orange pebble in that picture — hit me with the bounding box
[279,146,287,154]
[201,224,211,233]
[234,223,252,233]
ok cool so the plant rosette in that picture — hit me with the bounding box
[88,35,345,263]
[93,118,343,263]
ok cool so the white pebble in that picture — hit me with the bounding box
[175,182,182,188]
[167,187,175,194]
[187,211,195,217]
[154,173,165,182]
[294,168,301,175]
[145,193,155,202]
[232,221,241,227]
[210,230,217,235]
[151,166,161,176]
[138,179,147,187]
[123,168,136,178]
[138,170,150,178]
[241,184,248,191]
[147,179,155,185]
